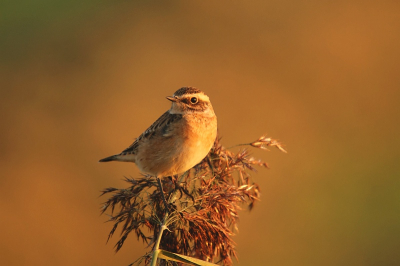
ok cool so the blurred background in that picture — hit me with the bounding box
[1,1,399,265]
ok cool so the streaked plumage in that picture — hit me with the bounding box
[99,87,217,177]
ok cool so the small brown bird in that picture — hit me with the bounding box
[100,87,217,207]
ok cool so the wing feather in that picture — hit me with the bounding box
[120,111,182,155]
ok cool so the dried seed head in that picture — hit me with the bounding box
[250,135,287,153]
[101,134,284,265]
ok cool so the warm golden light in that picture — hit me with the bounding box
[1,1,399,265]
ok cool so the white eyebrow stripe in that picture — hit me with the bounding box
[181,93,210,102]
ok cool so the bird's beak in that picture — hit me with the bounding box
[166,96,177,102]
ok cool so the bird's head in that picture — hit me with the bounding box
[167,87,214,115]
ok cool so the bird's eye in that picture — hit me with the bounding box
[190,97,198,104]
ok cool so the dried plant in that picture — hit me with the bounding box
[101,135,286,265]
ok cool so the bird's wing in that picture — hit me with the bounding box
[120,111,183,155]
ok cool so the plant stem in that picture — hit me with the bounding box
[156,176,170,213]
[226,143,250,149]
[150,221,167,266]
[150,175,184,266]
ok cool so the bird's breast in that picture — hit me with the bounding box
[179,114,217,167]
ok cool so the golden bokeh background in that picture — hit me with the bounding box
[1,1,399,265]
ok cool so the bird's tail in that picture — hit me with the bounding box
[99,155,117,162]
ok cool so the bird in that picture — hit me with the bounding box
[99,87,218,209]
